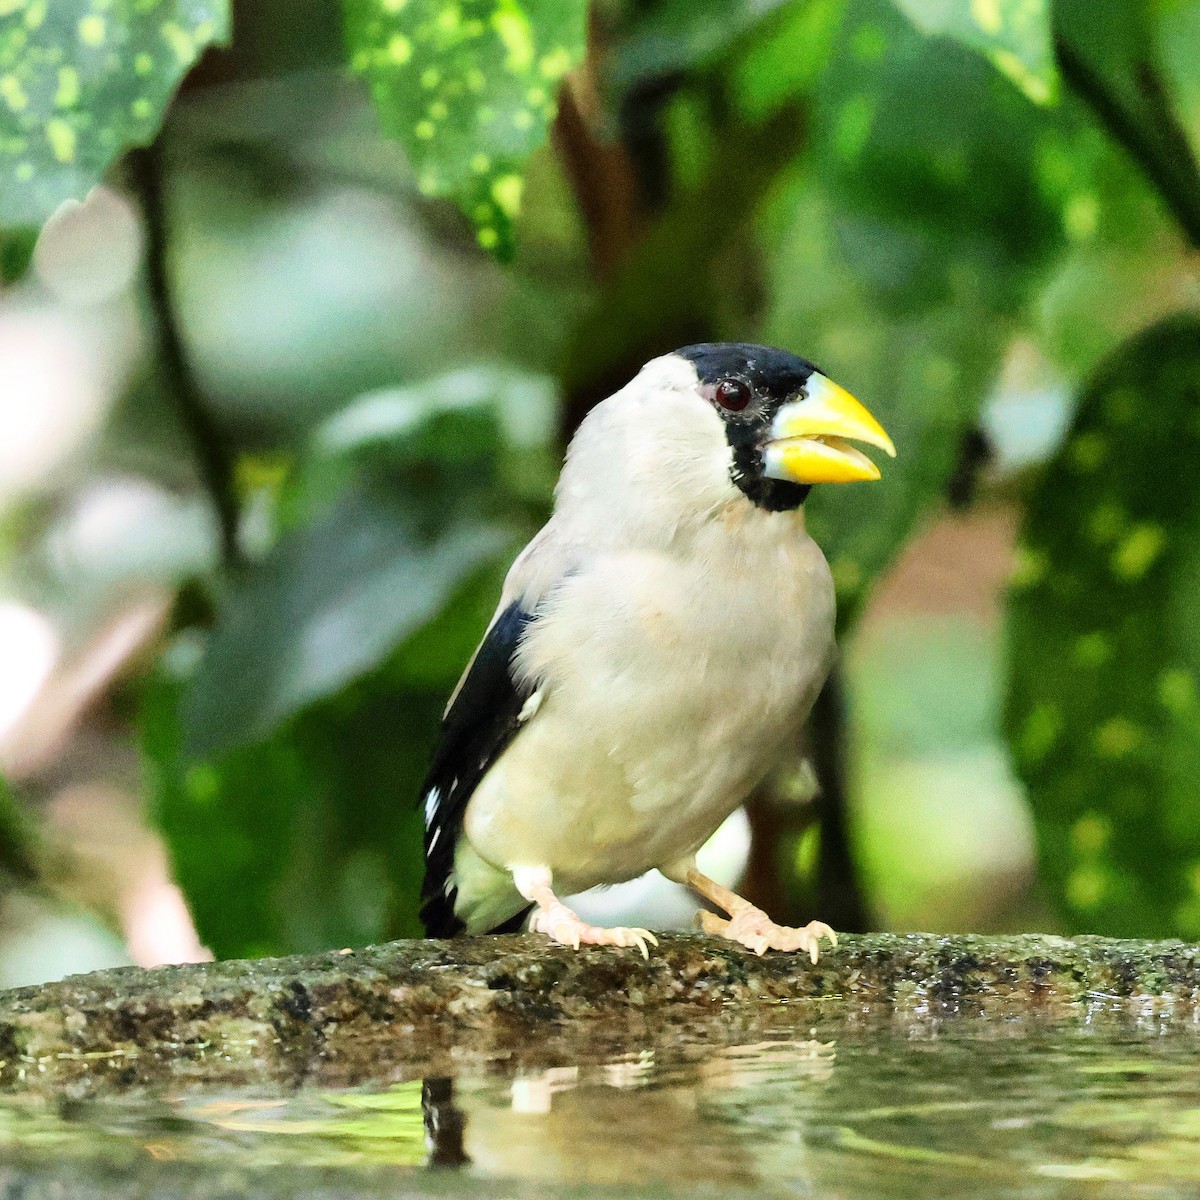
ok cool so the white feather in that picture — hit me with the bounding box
[423,785,441,827]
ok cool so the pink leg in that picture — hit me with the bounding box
[512,867,658,959]
[685,867,837,963]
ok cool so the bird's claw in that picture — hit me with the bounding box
[530,904,658,959]
[610,927,658,960]
[699,907,837,963]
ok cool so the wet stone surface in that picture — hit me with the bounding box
[3,933,1200,1197]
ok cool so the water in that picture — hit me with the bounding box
[4,1009,1200,1197]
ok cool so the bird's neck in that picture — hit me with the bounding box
[557,488,809,565]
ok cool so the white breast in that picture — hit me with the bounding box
[461,503,835,895]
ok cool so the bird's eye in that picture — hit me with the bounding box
[714,379,751,411]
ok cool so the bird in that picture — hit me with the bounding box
[419,343,894,960]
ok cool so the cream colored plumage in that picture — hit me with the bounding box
[420,344,894,958]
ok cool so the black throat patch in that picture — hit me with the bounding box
[730,439,811,512]
[677,342,818,513]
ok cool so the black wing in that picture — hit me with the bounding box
[419,600,536,936]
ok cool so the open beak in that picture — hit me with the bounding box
[763,374,896,485]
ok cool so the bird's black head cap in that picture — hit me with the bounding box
[677,342,819,512]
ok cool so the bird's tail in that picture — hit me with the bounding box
[419,888,465,938]
[490,906,533,934]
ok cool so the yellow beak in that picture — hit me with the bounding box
[763,374,896,485]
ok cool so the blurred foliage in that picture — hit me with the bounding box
[1006,318,1200,938]
[1,0,1199,960]
[611,0,797,84]
[183,369,550,759]
[766,0,1063,624]
[145,376,548,956]
[1053,0,1200,246]
[145,661,436,957]
[0,776,38,889]
[0,225,35,282]
[852,619,1030,931]
[183,487,504,758]
[0,0,229,226]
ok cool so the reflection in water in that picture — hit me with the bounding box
[459,1039,835,1191]
[421,1077,469,1168]
[8,1020,1200,1196]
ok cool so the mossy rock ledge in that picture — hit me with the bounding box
[2,932,1200,1097]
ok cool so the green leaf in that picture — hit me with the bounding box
[344,0,587,258]
[0,0,229,227]
[890,0,1058,104]
[151,383,544,952]
[1054,0,1159,129]
[182,485,507,758]
[313,366,558,460]
[1004,315,1200,939]
[817,0,1063,307]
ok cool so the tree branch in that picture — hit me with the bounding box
[128,140,243,569]
[945,426,993,510]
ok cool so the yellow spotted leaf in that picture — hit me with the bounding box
[344,0,587,259]
[0,0,229,227]
[1005,316,1200,938]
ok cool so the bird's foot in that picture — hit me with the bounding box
[529,900,658,959]
[699,907,837,963]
